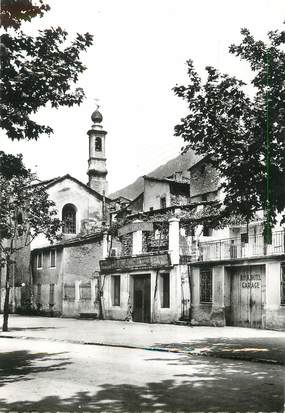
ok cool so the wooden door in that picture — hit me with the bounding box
[133,275,151,323]
[230,265,265,328]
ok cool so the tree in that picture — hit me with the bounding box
[0,0,50,30]
[173,24,285,239]
[0,152,62,331]
[0,0,93,141]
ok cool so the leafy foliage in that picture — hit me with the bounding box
[0,152,62,261]
[0,0,93,140]
[0,150,29,179]
[0,0,50,30]
[173,25,285,234]
[0,152,62,331]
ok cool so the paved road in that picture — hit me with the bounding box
[0,337,284,412]
[2,315,285,364]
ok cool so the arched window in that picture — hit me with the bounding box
[95,136,102,152]
[62,204,76,234]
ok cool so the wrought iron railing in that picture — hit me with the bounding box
[192,230,285,262]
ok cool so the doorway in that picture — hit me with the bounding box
[133,274,151,323]
[230,265,265,328]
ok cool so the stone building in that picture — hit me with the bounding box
[4,107,118,318]
[100,155,285,330]
[187,158,285,330]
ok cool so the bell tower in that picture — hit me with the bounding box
[87,107,108,195]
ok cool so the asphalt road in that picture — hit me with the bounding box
[0,337,284,412]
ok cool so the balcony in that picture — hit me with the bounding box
[100,251,171,274]
[192,230,285,263]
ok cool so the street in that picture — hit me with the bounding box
[0,336,284,412]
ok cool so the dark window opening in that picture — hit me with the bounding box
[50,250,56,267]
[62,204,76,234]
[203,225,212,237]
[200,269,212,303]
[241,233,248,244]
[49,284,55,306]
[37,253,42,268]
[281,265,285,305]
[95,136,102,151]
[160,196,166,209]
[112,275,120,306]
[110,248,117,257]
[160,273,170,308]
[201,194,208,201]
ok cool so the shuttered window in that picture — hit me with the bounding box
[112,276,120,306]
[49,284,55,306]
[50,250,56,268]
[160,273,170,308]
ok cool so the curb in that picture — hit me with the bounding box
[0,334,283,366]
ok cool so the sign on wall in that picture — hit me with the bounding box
[240,273,261,289]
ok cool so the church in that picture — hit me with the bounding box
[27,107,119,318]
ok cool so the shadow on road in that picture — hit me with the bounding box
[153,336,285,364]
[5,326,57,332]
[0,350,71,387]
[0,352,283,412]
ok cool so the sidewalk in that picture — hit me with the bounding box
[1,315,285,365]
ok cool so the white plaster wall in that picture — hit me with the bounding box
[266,261,281,309]
[143,180,170,211]
[103,268,184,324]
[31,178,103,249]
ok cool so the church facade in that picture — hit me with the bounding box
[26,108,115,317]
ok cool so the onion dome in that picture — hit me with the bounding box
[91,108,103,124]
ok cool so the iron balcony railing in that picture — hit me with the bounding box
[192,230,285,262]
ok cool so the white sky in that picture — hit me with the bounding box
[1,0,285,193]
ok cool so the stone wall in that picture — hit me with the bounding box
[121,234,133,256]
[170,193,190,206]
[64,239,103,282]
[190,160,219,199]
[142,226,169,253]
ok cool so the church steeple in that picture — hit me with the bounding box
[87,106,108,195]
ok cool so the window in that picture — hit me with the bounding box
[241,233,248,244]
[37,253,43,269]
[64,283,75,300]
[110,248,117,257]
[80,282,91,300]
[50,249,56,268]
[95,136,102,151]
[62,204,76,234]
[200,269,213,303]
[160,196,166,209]
[160,273,170,308]
[203,225,212,237]
[281,265,285,305]
[111,275,120,306]
[149,207,154,211]
[201,194,208,201]
[49,284,55,306]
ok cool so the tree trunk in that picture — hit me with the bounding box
[2,262,10,332]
